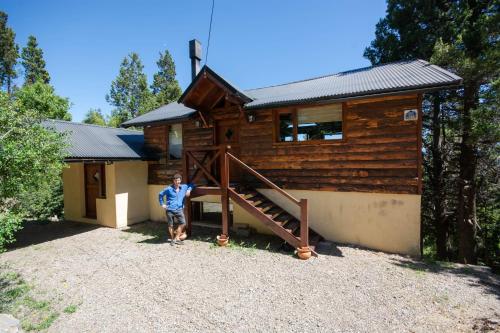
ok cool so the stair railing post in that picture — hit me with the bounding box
[220,145,230,238]
[300,198,309,248]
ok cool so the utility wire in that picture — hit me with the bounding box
[205,0,215,64]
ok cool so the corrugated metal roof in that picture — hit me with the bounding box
[121,102,196,127]
[244,59,462,109]
[121,59,462,126]
[43,120,150,160]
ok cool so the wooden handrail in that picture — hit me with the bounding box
[226,152,301,206]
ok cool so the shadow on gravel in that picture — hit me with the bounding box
[124,220,340,258]
[7,220,100,250]
[391,258,500,300]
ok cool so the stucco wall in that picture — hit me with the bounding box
[62,163,85,222]
[63,162,118,227]
[149,185,167,222]
[256,189,421,256]
[63,161,148,228]
[114,161,149,227]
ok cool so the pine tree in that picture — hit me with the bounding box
[364,0,455,260]
[106,53,155,125]
[21,35,50,85]
[151,50,182,105]
[0,11,19,94]
[431,0,499,264]
[83,108,107,126]
[366,0,500,265]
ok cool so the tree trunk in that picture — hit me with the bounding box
[7,76,11,95]
[430,93,448,259]
[457,83,478,264]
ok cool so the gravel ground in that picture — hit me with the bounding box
[0,220,499,333]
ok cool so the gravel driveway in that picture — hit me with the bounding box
[0,220,499,333]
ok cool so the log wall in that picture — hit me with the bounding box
[146,94,422,194]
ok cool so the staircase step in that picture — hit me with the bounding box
[273,213,293,226]
[283,219,300,234]
[256,201,275,213]
[266,208,284,220]
[240,191,259,200]
[246,196,265,206]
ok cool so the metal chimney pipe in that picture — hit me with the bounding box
[189,39,202,81]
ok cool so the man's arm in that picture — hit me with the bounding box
[185,183,195,197]
[158,190,167,209]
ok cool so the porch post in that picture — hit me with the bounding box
[299,198,309,248]
[219,145,230,244]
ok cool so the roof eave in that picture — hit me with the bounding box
[121,114,196,128]
[179,66,253,106]
[64,156,156,163]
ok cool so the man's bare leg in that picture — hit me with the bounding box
[168,226,175,244]
[175,225,185,244]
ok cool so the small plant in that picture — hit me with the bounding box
[63,304,77,314]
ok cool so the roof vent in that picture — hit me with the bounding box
[189,39,202,81]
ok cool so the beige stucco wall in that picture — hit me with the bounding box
[62,163,86,222]
[114,161,149,227]
[63,161,148,228]
[65,164,420,255]
[254,189,421,256]
[149,185,167,222]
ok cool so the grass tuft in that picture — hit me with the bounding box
[63,304,77,314]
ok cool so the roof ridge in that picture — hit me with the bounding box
[244,59,422,92]
[45,119,142,133]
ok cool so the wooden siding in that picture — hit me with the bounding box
[239,95,421,194]
[146,94,422,194]
[144,125,182,184]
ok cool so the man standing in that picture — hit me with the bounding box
[159,174,193,246]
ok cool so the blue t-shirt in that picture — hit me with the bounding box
[158,184,194,211]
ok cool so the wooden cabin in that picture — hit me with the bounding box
[118,48,462,257]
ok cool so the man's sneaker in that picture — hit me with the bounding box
[175,240,185,245]
[170,239,175,246]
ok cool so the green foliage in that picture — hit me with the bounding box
[0,11,19,93]
[0,87,68,251]
[106,53,156,125]
[63,304,77,314]
[151,50,182,105]
[366,0,500,266]
[15,80,71,120]
[21,35,51,85]
[83,108,107,126]
[364,0,453,65]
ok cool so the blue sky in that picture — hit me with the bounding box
[3,0,387,122]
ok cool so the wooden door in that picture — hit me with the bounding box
[216,119,240,183]
[84,163,102,218]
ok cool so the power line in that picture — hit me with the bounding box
[205,0,215,65]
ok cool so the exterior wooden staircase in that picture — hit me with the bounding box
[230,187,323,254]
[184,146,323,259]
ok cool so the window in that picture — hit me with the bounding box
[168,124,182,160]
[276,104,343,142]
[278,113,294,142]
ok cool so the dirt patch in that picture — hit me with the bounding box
[0,220,499,332]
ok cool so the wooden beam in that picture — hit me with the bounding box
[220,147,230,237]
